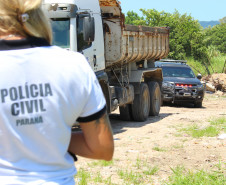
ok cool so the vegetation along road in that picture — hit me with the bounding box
[74,93,226,184]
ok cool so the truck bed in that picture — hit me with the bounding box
[99,0,170,68]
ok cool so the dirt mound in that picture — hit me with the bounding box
[202,73,226,93]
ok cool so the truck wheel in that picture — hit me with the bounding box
[119,104,132,121]
[131,83,150,122]
[194,101,202,108]
[148,81,161,116]
[99,81,111,113]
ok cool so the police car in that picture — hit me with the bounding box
[156,59,205,108]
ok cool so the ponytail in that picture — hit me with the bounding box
[0,0,52,44]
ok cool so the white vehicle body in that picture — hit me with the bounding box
[43,0,170,121]
[44,0,105,71]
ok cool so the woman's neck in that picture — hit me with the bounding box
[0,34,25,40]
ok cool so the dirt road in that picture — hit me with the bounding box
[75,93,226,184]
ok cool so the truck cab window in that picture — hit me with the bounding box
[77,17,92,52]
[51,19,70,49]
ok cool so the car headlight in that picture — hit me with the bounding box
[197,84,204,90]
[162,82,175,90]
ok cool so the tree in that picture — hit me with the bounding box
[204,21,226,54]
[137,9,170,26]
[219,16,226,24]
[125,11,143,25]
[125,9,204,60]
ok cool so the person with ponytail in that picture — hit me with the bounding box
[0,0,114,184]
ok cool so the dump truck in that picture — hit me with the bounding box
[43,0,170,122]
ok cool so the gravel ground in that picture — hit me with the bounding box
[75,93,226,184]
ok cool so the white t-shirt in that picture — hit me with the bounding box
[0,37,106,184]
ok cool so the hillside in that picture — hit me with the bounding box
[199,21,219,28]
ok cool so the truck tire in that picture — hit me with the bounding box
[148,81,161,116]
[99,81,111,113]
[131,83,150,122]
[119,104,132,121]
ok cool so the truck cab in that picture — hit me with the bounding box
[43,0,105,72]
[43,0,170,122]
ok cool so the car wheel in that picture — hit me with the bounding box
[194,101,202,108]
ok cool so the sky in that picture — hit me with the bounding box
[120,0,226,21]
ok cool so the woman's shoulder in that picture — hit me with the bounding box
[39,46,93,75]
[40,46,88,66]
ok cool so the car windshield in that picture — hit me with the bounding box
[162,66,195,78]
